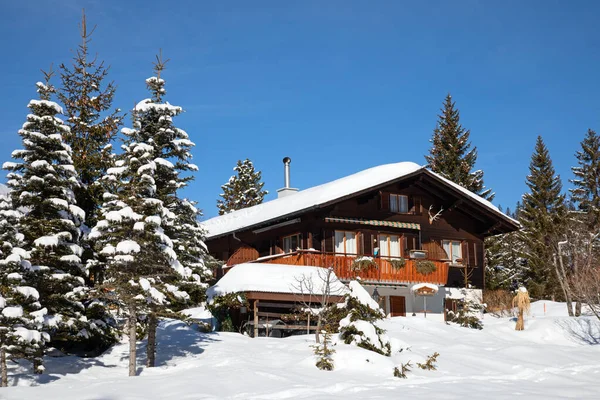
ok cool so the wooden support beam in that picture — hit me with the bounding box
[257,311,284,318]
[253,300,259,338]
[258,302,296,309]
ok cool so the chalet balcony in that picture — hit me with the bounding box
[251,250,449,285]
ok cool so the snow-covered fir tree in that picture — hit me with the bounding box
[2,74,94,358]
[0,194,48,385]
[518,136,566,299]
[425,94,494,201]
[89,130,190,376]
[217,159,268,215]
[485,205,527,291]
[570,129,600,228]
[58,11,122,229]
[338,281,391,356]
[89,54,204,374]
[119,54,210,366]
[135,54,212,300]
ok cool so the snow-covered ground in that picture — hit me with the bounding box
[3,301,600,399]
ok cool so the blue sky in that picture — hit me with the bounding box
[1,1,599,219]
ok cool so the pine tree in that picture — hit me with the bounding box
[136,53,212,301]
[338,281,391,356]
[570,129,600,227]
[0,194,48,385]
[58,11,122,229]
[518,136,566,299]
[89,55,196,375]
[217,159,268,215]
[2,73,91,359]
[119,53,210,367]
[425,94,494,200]
[89,132,189,376]
[485,205,527,290]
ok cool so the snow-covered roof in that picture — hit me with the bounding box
[206,263,348,300]
[411,283,439,293]
[202,161,518,239]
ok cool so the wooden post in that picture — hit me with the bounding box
[253,299,259,338]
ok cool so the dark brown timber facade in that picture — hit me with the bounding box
[204,165,519,291]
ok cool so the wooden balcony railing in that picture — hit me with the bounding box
[254,250,449,285]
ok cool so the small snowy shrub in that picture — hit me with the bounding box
[338,281,391,356]
[313,330,335,371]
[446,299,483,330]
[389,257,406,270]
[415,260,437,275]
[208,292,247,332]
[417,352,439,371]
[393,361,412,379]
[350,256,377,272]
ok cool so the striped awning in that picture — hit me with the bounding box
[324,217,420,230]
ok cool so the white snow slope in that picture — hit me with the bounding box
[3,301,600,399]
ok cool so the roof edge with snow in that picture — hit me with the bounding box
[202,162,519,239]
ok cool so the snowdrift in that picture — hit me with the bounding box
[2,301,600,399]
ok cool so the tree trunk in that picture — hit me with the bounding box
[553,254,574,317]
[1,348,7,387]
[314,314,322,344]
[575,301,582,317]
[128,305,137,377]
[32,347,43,374]
[146,312,157,368]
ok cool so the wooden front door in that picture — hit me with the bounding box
[390,296,406,317]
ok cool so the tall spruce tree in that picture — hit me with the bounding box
[217,159,268,215]
[570,129,600,227]
[58,11,122,229]
[127,54,210,367]
[425,94,494,200]
[0,194,48,385]
[2,74,94,358]
[89,125,190,376]
[518,136,566,299]
[89,54,202,375]
[485,205,527,290]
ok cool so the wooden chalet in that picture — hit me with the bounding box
[203,159,519,331]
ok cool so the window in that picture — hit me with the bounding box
[442,240,462,264]
[334,231,357,254]
[282,233,301,253]
[390,194,409,213]
[379,234,402,257]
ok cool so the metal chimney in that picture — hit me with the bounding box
[283,157,291,188]
[277,156,299,198]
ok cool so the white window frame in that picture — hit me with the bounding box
[442,240,462,264]
[282,233,301,253]
[379,234,402,258]
[334,230,357,255]
[390,194,409,213]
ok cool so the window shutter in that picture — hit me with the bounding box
[461,241,469,265]
[323,230,334,253]
[362,232,373,255]
[470,241,478,267]
[379,191,390,210]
